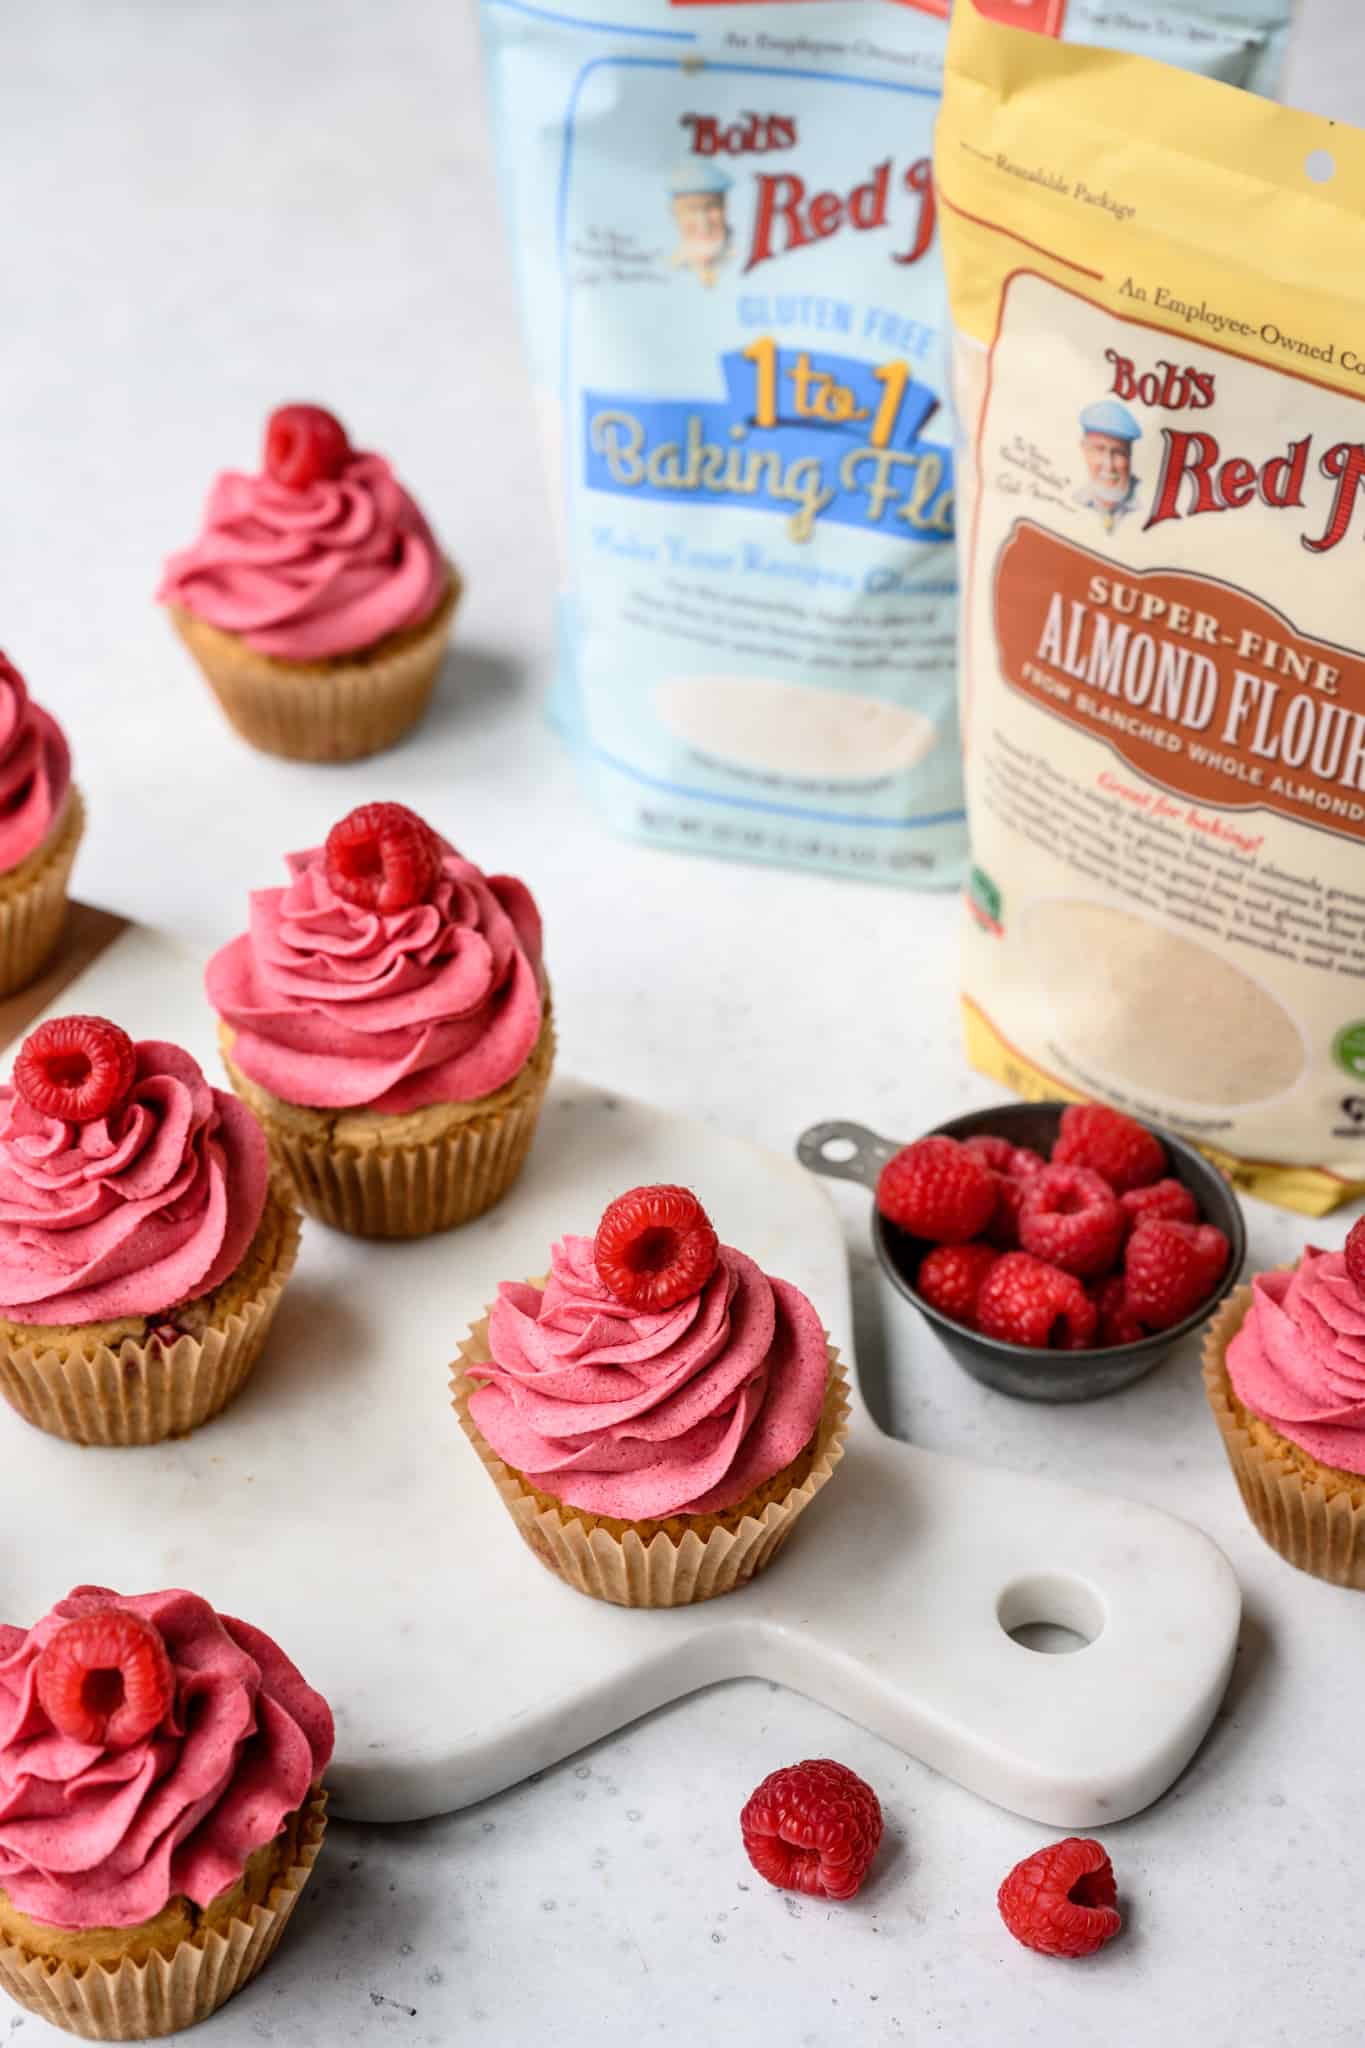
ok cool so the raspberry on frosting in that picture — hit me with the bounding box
[205,831,545,1114]
[0,1037,268,1325]
[466,1234,829,1521]
[156,411,446,661]
[0,652,72,877]
[0,1587,333,1930]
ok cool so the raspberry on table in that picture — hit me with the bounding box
[1124,1219,1228,1331]
[740,1759,883,1902]
[35,1607,174,1748]
[1092,1274,1146,1348]
[1018,1164,1124,1278]
[976,1253,1098,1350]
[264,403,351,488]
[998,1837,1121,1958]
[1118,1178,1199,1237]
[877,1136,998,1244]
[324,801,443,913]
[13,1016,137,1124]
[1052,1103,1166,1195]
[917,1242,999,1327]
[594,1185,719,1311]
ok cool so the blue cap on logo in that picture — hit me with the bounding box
[669,159,733,197]
[1079,399,1142,442]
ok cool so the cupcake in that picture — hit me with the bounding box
[0,1016,300,1446]
[157,403,459,762]
[1203,1221,1365,1587]
[0,1584,332,2039]
[207,801,553,1239]
[0,652,83,998]
[453,1185,850,1607]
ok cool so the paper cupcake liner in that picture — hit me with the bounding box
[0,1193,301,1446]
[1203,1284,1365,1589]
[229,1024,554,1240]
[452,1312,850,1608]
[0,1788,326,2040]
[169,568,460,763]
[0,787,85,1000]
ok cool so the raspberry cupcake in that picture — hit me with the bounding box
[207,802,552,1239]
[158,403,459,762]
[453,1186,850,1607]
[1203,1220,1365,1588]
[0,1585,332,2039]
[0,1016,300,1446]
[0,652,83,998]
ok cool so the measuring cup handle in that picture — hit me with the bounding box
[795,1120,902,1191]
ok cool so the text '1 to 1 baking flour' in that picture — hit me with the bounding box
[936,1,1365,1214]
[479,0,1289,888]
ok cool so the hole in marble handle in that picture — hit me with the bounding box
[997,1571,1105,1656]
[821,1137,858,1164]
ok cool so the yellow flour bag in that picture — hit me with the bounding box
[938,2,1365,1216]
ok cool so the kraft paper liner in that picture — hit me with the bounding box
[169,566,460,763]
[0,1191,302,1447]
[1202,1282,1365,1590]
[0,787,85,1001]
[452,1311,851,1608]
[0,1787,326,2040]
[222,1016,555,1241]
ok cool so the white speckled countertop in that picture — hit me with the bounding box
[1,1,1363,2040]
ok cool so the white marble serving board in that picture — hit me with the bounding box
[0,926,1241,1829]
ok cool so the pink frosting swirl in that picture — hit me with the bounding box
[466,1236,830,1519]
[0,1586,333,1929]
[0,1042,268,1325]
[0,654,72,875]
[156,451,446,660]
[1226,1247,1365,1474]
[205,842,545,1114]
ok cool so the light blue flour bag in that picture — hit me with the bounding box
[481,0,1291,885]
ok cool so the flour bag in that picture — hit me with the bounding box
[481,0,1289,886]
[936,3,1365,1213]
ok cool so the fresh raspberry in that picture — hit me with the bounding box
[1052,1103,1166,1195]
[1118,1177,1199,1239]
[13,1016,137,1124]
[998,1837,1121,1958]
[1124,1219,1228,1332]
[976,1253,1098,1350]
[1346,1216,1365,1299]
[740,1759,883,1902]
[324,801,443,914]
[1018,1165,1124,1279]
[877,1136,998,1244]
[1092,1274,1146,1348]
[35,1607,174,1748]
[916,1242,999,1327]
[263,403,351,488]
[964,1135,1045,1181]
[594,1185,719,1311]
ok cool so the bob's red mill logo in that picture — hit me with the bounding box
[676,111,936,273]
[1107,349,1365,553]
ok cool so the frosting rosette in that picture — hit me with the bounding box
[157,451,446,661]
[1226,1247,1365,1474]
[206,840,545,1114]
[0,653,72,876]
[0,1587,333,1929]
[0,1042,268,1326]
[466,1234,830,1519]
